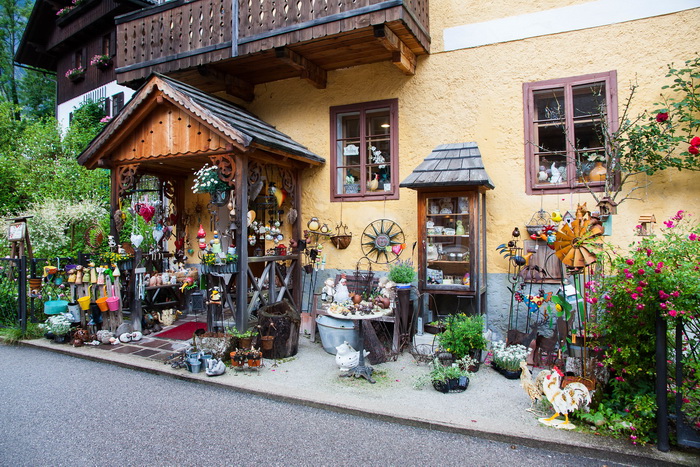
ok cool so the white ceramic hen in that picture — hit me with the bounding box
[335,341,369,372]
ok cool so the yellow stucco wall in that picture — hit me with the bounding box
[244,3,700,275]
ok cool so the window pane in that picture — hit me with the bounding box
[337,140,361,166]
[536,153,568,185]
[337,167,361,194]
[573,82,606,118]
[366,108,390,137]
[535,122,566,152]
[574,120,604,150]
[337,111,360,139]
[534,88,565,122]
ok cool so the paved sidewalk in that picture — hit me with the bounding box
[15,321,700,466]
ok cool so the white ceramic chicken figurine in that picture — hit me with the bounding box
[335,341,369,372]
[538,367,591,429]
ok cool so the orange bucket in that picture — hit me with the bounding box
[96,296,109,312]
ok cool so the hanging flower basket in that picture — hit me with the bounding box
[90,54,113,70]
[65,67,86,83]
[191,164,230,202]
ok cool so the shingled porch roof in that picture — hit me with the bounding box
[77,73,323,169]
[400,142,494,190]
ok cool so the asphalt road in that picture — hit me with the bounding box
[0,345,626,467]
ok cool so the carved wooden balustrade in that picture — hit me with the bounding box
[116,0,430,94]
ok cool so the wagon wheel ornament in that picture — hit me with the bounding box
[360,219,406,264]
[552,207,604,272]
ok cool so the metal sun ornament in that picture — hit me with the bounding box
[360,219,406,263]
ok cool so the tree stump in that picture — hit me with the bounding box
[258,300,300,359]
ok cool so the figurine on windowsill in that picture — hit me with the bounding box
[550,162,563,184]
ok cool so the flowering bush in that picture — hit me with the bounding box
[191,164,229,194]
[65,67,85,80]
[491,341,530,371]
[585,210,700,444]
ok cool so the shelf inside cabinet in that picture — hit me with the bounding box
[428,260,470,265]
[426,212,469,217]
[427,234,470,238]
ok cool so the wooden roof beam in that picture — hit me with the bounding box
[274,47,327,89]
[197,65,255,102]
[373,25,416,76]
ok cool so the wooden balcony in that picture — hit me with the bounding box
[115,0,430,101]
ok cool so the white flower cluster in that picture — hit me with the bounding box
[191,164,228,194]
[492,340,531,371]
[370,146,386,169]
[46,314,73,335]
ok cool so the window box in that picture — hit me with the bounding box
[330,99,399,201]
[523,71,618,194]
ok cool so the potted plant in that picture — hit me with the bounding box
[65,66,85,83]
[226,327,257,349]
[425,319,446,334]
[191,164,231,205]
[344,174,359,194]
[491,340,531,379]
[44,314,72,343]
[437,313,487,366]
[90,54,113,70]
[415,356,475,393]
[387,259,416,288]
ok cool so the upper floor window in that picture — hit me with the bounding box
[523,71,617,194]
[74,50,84,69]
[330,99,398,201]
[102,35,111,56]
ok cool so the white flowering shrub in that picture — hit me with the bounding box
[18,197,109,257]
[492,340,531,371]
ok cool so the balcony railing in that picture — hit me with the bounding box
[116,0,430,93]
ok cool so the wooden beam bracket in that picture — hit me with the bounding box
[197,65,255,102]
[274,47,327,89]
[373,24,416,76]
[117,164,141,198]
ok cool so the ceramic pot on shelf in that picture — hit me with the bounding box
[587,161,607,182]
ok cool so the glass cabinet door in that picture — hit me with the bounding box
[424,194,472,290]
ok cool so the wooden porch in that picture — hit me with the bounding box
[77,74,324,331]
[115,0,430,101]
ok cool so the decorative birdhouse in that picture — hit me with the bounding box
[637,214,656,236]
[596,197,618,218]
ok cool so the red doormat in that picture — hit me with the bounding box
[154,321,207,340]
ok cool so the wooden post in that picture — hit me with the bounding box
[18,256,27,333]
[234,153,248,331]
[131,248,143,331]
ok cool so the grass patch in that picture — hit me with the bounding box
[0,322,45,344]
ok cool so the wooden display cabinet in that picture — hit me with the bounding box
[417,189,488,315]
